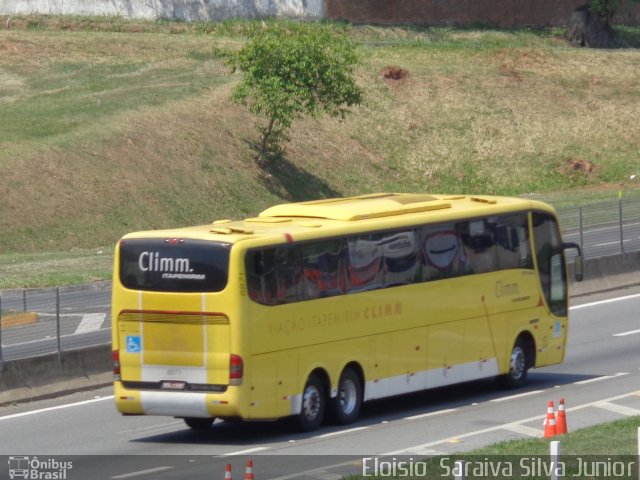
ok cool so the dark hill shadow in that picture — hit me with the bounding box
[257,153,341,202]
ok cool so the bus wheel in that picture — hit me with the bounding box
[183,417,214,430]
[333,368,362,425]
[500,339,529,389]
[298,374,325,431]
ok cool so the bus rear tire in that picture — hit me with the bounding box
[332,368,362,425]
[499,338,530,389]
[184,417,214,430]
[298,374,326,432]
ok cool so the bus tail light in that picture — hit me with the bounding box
[229,354,243,385]
[113,350,121,381]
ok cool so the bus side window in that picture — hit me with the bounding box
[462,220,497,274]
[419,223,470,281]
[381,230,419,287]
[302,239,347,299]
[246,249,278,305]
[495,213,532,270]
[274,246,304,304]
[532,212,567,316]
[346,234,384,292]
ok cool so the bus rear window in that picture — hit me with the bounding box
[119,238,230,292]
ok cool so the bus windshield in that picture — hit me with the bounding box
[119,238,230,292]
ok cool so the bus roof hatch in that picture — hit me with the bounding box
[258,193,451,221]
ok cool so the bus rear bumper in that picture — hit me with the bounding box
[114,381,243,418]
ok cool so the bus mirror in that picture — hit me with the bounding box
[562,242,583,282]
[574,254,584,282]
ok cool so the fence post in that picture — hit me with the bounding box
[579,206,584,255]
[618,192,624,253]
[637,427,639,479]
[23,289,27,312]
[550,440,560,480]
[0,293,3,364]
[56,287,62,361]
[454,460,465,480]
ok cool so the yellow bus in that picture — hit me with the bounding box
[112,193,582,431]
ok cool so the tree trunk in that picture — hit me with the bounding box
[566,4,619,48]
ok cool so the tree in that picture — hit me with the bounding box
[228,22,363,167]
[567,0,639,47]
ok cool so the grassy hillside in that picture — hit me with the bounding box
[1,16,639,287]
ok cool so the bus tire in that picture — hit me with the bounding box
[184,417,214,430]
[298,374,326,431]
[333,368,362,425]
[499,338,530,389]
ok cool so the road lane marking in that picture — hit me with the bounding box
[221,447,269,456]
[574,372,628,385]
[75,313,106,334]
[613,329,640,337]
[111,466,173,479]
[593,401,640,416]
[501,423,542,437]
[490,390,544,402]
[570,293,640,310]
[383,390,640,455]
[316,426,369,438]
[0,396,114,421]
[405,408,457,420]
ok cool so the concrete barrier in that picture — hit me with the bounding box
[0,252,637,405]
[0,345,112,405]
[569,252,640,297]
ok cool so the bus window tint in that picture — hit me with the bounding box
[419,223,470,281]
[347,234,384,292]
[461,219,497,274]
[532,212,567,316]
[495,213,532,269]
[301,239,347,298]
[247,249,277,304]
[274,246,304,303]
[380,230,419,286]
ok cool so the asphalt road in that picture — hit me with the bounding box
[0,287,639,479]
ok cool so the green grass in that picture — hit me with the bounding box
[343,416,640,479]
[1,16,640,288]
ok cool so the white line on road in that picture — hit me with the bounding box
[490,390,544,402]
[574,372,628,385]
[383,390,640,455]
[570,293,640,310]
[220,447,269,456]
[405,408,457,420]
[593,401,640,416]
[75,313,106,334]
[0,396,114,421]
[315,426,369,438]
[111,466,173,479]
[501,423,542,437]
[613,329,640,337]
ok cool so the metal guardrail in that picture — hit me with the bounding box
[1,194,639,362]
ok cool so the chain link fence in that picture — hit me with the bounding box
[1,193,639,362]
[0,283,111,362]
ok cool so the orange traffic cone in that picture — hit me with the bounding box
[556,397,568,434]
[224,464,232,480]
[244,460,254,480]
[543,400,557,438]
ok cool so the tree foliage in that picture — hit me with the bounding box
[228,22,363,166]
[587,0,624,21]
[568,0,639,47]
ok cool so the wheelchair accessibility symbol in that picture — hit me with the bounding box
[126,336,142,353]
